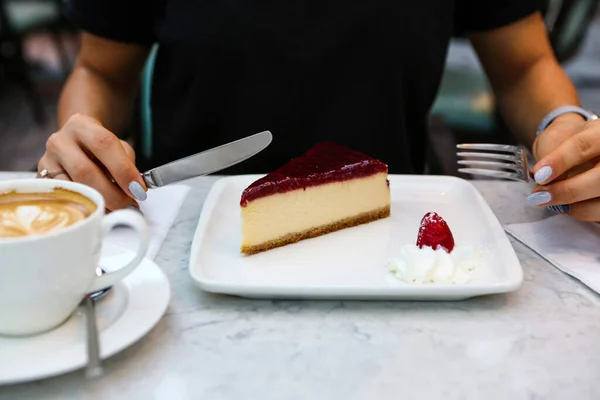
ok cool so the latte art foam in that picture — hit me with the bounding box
[0,189,97,238]
[0,204,87,237]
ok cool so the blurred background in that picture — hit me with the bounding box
[0,0,599,174]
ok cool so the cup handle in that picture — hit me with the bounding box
[87,210,150,293]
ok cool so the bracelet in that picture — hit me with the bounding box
[536,105,598,136]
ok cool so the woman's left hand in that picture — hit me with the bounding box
[529,116,600,221]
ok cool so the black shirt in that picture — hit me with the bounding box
[66,0,543,174]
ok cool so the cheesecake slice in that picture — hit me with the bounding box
[240,142,391,255]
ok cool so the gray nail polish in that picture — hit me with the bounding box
[534,166,552,184]
[527,191,552,206]
[128,181,147,201]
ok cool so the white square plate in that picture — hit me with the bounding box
[189,175,522,300]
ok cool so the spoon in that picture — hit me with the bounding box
[84,268,112,379]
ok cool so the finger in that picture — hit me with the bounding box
[74,125,146,201]
[120,140,136,162]
[532,125,600,185]
[567,198,600,222]
[37,155,72,181]
[527,165,600,207]
[54,139,138,211]
[533,124,574,161]
[533,126,595,187]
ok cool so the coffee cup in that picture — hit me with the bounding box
[0,179,150,336]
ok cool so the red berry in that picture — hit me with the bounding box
[416,212,455,253]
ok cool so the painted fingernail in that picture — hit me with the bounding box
[534,166,553,184]
[527,191,552,206]
[128,181,147,201]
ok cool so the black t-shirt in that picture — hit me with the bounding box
[66,0,543,174]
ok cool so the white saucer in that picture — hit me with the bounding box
[0,245,171,385]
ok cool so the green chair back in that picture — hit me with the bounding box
[548,0,599,62]
[140,44,158,159]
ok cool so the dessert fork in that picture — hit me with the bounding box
[456,143,568,213]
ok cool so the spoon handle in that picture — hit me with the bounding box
[84,297,103,378]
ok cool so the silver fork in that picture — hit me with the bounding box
[456,143,568,213]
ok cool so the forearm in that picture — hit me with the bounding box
[494,55,580,147]
[57,64,138,136]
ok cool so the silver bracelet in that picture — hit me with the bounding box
[536,105,598,136]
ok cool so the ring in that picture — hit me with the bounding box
[37,168,68,179]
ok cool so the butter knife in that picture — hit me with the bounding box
[141,130,272,188]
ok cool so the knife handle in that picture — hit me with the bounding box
[108,172,158,189]
[141,171,159,189]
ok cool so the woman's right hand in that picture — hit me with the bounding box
[38,113,147,211]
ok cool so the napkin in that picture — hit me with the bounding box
[504,215,600,293]
[104,185,190,259]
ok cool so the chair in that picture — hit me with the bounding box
[549,0,599,61]
[126,44,157,170]
[139,45,158,161]
[0,0,70,123]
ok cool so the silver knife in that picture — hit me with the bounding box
[141,130,272,188]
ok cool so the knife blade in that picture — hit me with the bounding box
[141,130,272,188]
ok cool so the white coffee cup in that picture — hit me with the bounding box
[0,179,150,336]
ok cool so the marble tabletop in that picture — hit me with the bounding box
[1,172,599,400]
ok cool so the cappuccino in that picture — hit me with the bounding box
[0,189,97,238]
[0,179,149,336]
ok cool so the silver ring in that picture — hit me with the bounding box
[38,168,68,179]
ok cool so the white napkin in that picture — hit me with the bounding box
[505,215,600,293]
[105,185,190,259]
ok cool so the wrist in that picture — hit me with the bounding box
[551,112,587,124]
[536,105,598,136]
[546,113,588,129]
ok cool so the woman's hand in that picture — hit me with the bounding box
[528,115,600,221]
[38,113,147,211]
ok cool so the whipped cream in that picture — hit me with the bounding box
[387,245,476,284]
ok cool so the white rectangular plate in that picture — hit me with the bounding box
[189,175,523,300]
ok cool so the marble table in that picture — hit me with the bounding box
[1,172,599,400]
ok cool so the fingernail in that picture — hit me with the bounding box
[527,191,552,206]
[128,181,147,201]
[534,166,553,184]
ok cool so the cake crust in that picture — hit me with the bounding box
[241,205,390,255]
